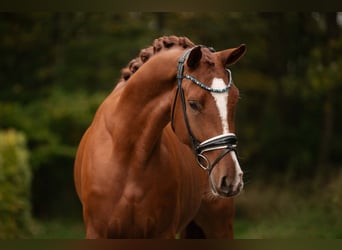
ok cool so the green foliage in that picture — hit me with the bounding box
[0,129,33,238]
[307,38,342,94]
[0,89,106,218]
[0,89,106,169]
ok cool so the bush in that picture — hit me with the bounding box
[0,129,33,238]
[0,88,105,219]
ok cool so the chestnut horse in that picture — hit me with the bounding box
[74,41,246,238]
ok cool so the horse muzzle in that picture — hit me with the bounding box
[195,133,243,197]
[215,174,244,197]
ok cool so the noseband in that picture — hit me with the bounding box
[171,47,239,184]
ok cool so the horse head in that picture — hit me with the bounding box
[171,44,246,197]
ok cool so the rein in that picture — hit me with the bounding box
[171,47,238,192]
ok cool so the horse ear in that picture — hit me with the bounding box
[223,44,246,66]
[187,46,202,69]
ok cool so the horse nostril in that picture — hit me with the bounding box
[220,176,232,189]
[219,176,236,195]
[220,176,227,188]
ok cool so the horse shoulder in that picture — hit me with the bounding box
[160,126,205,226]
[75,88,128,200]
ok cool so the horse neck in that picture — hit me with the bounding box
[112,50,181,163]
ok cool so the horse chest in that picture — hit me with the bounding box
[104,157,204,237]
[106,178,181,238]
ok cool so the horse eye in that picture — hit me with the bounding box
[188,100,201,112]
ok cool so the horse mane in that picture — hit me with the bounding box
[120,36,195,81]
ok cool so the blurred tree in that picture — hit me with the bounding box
[0,130,33,238]
[0,13,158,217]
[306,13,341,172]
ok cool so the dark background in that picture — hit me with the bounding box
[0,12,341,238]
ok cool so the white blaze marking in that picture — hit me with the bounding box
[211,78,244,193]
[210,78,229,134]
[230,151,244,191]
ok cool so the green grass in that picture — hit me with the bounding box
[31,219,85,239]
[31,170,342,239]
[235,205,342,238]
[234,170,342,239]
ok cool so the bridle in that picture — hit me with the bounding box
[171,47,239,191]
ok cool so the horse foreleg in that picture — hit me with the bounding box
[181,220,206,239]
[192,198,235,239]
[83,205,110,239]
